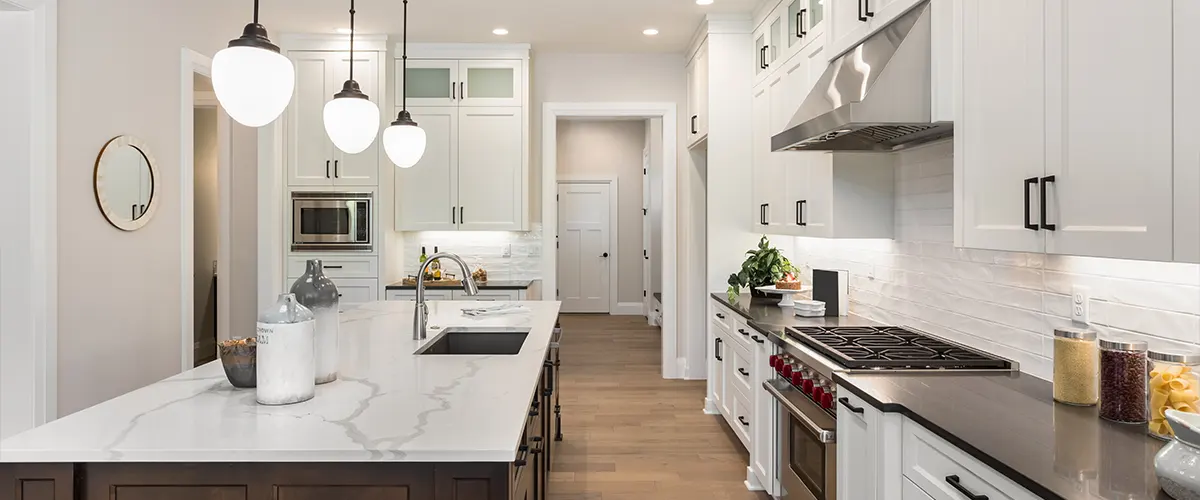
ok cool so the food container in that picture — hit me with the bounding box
[1099,339,1148,423]
[1053,327,1099,406]
[1148,349,1200,439]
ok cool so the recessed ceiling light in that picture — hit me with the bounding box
[643,28,659,36]
[696,0,714,5]
[493,28,509,35]
[335,28,353,35]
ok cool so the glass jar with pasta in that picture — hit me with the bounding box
[1147,350,1200,439]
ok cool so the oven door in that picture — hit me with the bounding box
[292,193,372,251]
[765,379,837,500]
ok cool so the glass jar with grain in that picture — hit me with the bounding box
[1053,327,1098,406]
[1098,339,1148,423]
[1147,350,1200,439]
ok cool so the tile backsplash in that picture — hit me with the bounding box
[771,141,1200,381]
[402,225,543,281]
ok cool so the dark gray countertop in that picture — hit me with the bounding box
[710,292,1169,500]
[834,372,1168,500]
[386,279,534,291]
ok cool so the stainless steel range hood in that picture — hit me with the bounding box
[770,2,951,152]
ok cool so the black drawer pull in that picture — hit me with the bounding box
[864,0,874,17]
[796,200,807,226]
[738,368,749,377]
[738,416,750,426]
[715,338,723,361]
[716,313,725,319]
[324,265,344,269]
[738,329,750,336]
[514,459,527,467]
[1039,175,1056,231]
[858,0,867,21]
[691,115,698,134]
[838,397,864,414]
[752,335,765,344]
[1023,177,1039,231]
[945,475,988,500]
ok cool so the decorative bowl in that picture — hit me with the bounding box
[218,338,257,388]
[1155,409,1200,499]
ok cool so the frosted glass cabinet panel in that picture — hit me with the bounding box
[401,60,458,106]
[459,60,523,106]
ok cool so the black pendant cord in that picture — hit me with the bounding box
[348,0,356,82]
[253,0,260,24]
[401,0,408,112]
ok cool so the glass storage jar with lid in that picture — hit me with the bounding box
[1053,327,1099,406]
[1147,349,1200,439]
[1098,339,1148,423]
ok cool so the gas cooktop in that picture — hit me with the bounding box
[786,326,1014,371]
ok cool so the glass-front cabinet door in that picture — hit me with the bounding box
[458,60,523,107]
[786,0,826,56]
[398,59,458,107]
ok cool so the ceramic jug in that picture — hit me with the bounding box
[1155,409,1200,499]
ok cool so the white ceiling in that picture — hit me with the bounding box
[214,0,759,52]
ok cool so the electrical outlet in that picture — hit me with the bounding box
[528,245,541,257]
[1071,285,1090,324]
[502,244,512,258]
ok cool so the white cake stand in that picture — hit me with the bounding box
[755,285,813,308]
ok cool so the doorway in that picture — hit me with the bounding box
[557,180,615,313]
[192,75,219,365]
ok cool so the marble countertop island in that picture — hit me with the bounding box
[0,300,562,463]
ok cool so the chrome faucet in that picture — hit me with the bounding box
[414,252,479,340]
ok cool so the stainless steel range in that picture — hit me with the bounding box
[765,325,1016,500]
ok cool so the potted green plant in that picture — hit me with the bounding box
[727,236,795,300]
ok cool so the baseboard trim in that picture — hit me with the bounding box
[744,467,765,491]
[703,397,720,415]
[612,302,644,316]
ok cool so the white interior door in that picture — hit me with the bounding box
[642,149,652,317]
[557,182,611,313]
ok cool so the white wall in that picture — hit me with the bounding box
[0,8,37,439]
[556,119,646,304]
[55,0,232,416]
[772,141,1200,381]
[227,117,258,341]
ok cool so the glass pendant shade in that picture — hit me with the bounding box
[212,25,295,128]
[384,112,427,169]
[323,83,380,154]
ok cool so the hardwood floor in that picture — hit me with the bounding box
[548,314,770,500]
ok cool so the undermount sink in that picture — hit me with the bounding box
[415,327,531,355]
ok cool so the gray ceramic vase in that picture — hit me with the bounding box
[289,260,340,384]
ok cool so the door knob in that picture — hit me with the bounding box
[601,252,609,258]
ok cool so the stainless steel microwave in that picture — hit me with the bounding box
[291,192,372,251]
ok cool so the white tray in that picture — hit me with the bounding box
[755,285,812,307]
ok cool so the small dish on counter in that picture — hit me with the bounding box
[219,337,257,388]
[793,300,825,318]
[1156,409,1200,500]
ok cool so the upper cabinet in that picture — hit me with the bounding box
[784,0,826,58]
[957,0,1193,262]
[1177,0,1200,263]
[397,59,523,108]
[687,40,710,146]
[394,44,530,232]
[285,49,385,187]
[828,0,924,59]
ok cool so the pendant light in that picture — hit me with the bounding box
[383,0,427,169]
[323,0,381,154]
[212,0,296,128]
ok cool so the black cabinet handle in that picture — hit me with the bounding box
[865,0,874,17]
[452,82,456,100]
[459,206,464,224]
[326,160,331,178]
[796,200,808,226]
[691,115,698,134]
[514,459,527,467]
[715,338,723,361]
[530,410,539,417]
[858,0,867,21]
[798,9,807,36]
[738,328,750,337]
[945,475,988,500]
[1023,177,1039,231]
[752,335,765,344]
[763,46,770,68]
[760,204,769,225]
[838,397,865,414]
[1039,176,1056,231]
[738,416,750,426]
[716,313,725,319]
[140,204,145,217]
[519,444,529,452]
[325,265,344,269]
[738,368,749,377]
[644,249,649,260]
[759,46,766,69]
[452,206,456,224]
[334,160,340,178]
[131,204,138,220]
[460,81,465,97]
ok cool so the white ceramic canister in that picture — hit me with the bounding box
[255,293,316,406]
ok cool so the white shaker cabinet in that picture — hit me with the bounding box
[401,60,459,107]
[1043,0,1174,261]
[1175,0,1200,264]
[836,390,878,500]
[782,0,826,60]
[827,0,924,60]
[395,106,458,231]
[458,60,523,107]
[457,107,524,231]
[687,41,710,146]
[285,51,384,187]
[955,0,1046,253]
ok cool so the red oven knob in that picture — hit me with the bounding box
[802,379,814,394]
[769,355,780,369]
[813,386,826,400]
[782,364,793,377]
[790,371,804,386]
[820,392,834,409]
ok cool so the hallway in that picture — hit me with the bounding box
[548,314,770,500]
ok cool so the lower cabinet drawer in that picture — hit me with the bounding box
[327,278,378,309]
[286,256,378,278]
[385,289,453,301]
[731,391,752,448]
[902,419,1039,500]
[729,342,754,397]
[903,477,935,500]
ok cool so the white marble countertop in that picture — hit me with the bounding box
[0,300,562,463]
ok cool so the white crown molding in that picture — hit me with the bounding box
[280,33,390,53]
[398,43,531,60]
